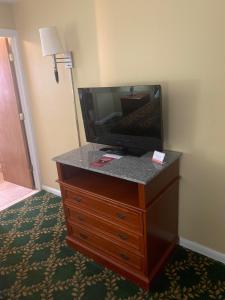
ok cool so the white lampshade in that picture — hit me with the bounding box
[39,26,63,56]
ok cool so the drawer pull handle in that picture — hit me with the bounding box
[116,212,126,220]
[77,215,85,222]
[79,233,88,240]
[117,233,128,241]
[120,253,129,261]
[74,196,82,203]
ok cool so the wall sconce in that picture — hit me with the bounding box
[39,26,73,83]
[39,26,81,146]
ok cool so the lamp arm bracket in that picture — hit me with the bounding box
[55,51,74,69]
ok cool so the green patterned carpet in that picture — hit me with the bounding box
[1,191,225,300]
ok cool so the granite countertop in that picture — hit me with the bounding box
[53,143,182,185]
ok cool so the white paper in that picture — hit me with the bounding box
[152,151,165,164]
[103,154,122,159]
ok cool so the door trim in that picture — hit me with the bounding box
[0,29,41,190]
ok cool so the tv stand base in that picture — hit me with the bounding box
[100,146,147,157]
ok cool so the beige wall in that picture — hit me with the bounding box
[12,0,225,254]
[0,3,15,29]
[12,0,99,189]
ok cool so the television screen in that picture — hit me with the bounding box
[78,85,163,156]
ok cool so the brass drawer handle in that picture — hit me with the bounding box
[79,233,88,240]
[77,214,85,222]
[117,233,128,241]
[116,212,126,220]
[120,253,129,261]
[73,196,82,203]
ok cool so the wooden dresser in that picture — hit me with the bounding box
[54,143,181,290]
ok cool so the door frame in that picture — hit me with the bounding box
[0,28,41,190]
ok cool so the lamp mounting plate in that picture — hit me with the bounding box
[55,51,74,69]
[64,51,73,69]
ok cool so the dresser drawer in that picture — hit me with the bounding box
[69,223,144,271]
[65,204,143,252]
[63,187,143,232]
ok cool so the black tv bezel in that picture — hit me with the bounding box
[78,84,163,155]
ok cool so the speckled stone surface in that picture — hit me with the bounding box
[53,143,182,185]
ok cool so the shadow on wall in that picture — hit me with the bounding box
[179,150,225,252]
[160,79,225,253]
[162,79,201,151]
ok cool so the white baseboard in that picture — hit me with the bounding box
[42,185,61,196]
[180,237,225,265]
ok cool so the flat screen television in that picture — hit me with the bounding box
[78,85,163,156]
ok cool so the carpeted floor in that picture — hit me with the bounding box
[0,191,225,300]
